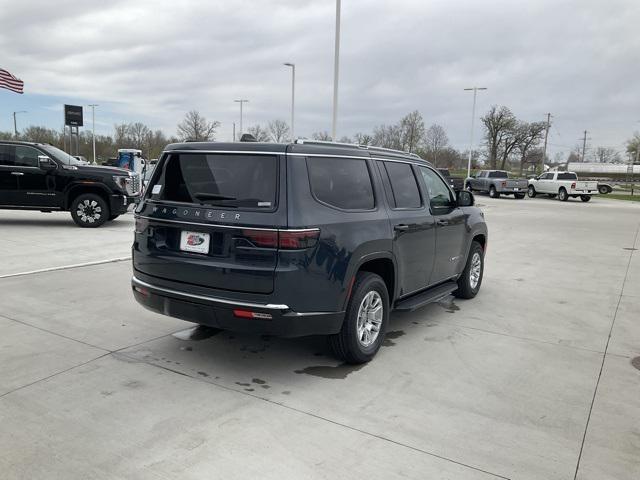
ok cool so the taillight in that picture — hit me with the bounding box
[241,229,278,248]
[571,182,576,189]
[240,228,320,250]
[278,229,320,249]
[501,181,507,187]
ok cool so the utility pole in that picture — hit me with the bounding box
[331,0,341,140]
[234,99,248,137]
[463,87,487,179]
[12,111,26,137]
[284,63,296,141]
[539,113,551,173]
[581,130,588,162]
[88,104,98,164]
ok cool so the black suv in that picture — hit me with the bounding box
[132,141,488,363]
[0,141,141,227]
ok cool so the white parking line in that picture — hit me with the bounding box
[0,257,131,279]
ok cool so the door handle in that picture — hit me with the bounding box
[394,224,410,231]
[437,219,449,226]
[11,172,24,176]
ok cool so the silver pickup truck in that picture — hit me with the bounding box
[465,170,528,199]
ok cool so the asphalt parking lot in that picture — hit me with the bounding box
[1,196,638,480]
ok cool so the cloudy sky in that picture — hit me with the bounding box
[1,0,639,159]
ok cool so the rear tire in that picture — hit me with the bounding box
[70,193,109,228]
[580,195,591,202]
[466,183,473,191]
[598,185,609,194]
[558,188,568,201]
[454,241,484,299]
[489,186,499,198]
[527,185,537,198]
[329,272,389,364]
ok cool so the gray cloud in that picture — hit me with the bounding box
[1,0,639,157]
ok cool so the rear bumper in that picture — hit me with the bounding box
[110,194,139,215]
[496,186,527,193]
[131,275,344,337]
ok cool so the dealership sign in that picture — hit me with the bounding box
[64,104,84,126]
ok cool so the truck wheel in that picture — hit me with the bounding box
[558,188,568,202]
[329,272,389,364]
[598,185,608,194]
[514,193,525,199]
[70,193,110,228]
[489,186,499,198]
[466,183,473,191]
[527,186,537,198]
[580,195,591,202]
[454,241,484,299]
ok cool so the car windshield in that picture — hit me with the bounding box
[40,145,87,166]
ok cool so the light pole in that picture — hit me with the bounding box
[88,104,98,164]
[463,87,487,179]
[234,99,249,138]
[284,62,295,141]
[331,0,341,140]
[12,111,26,137]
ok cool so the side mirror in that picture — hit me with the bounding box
[38,156,57,170]
[457,190,474,207]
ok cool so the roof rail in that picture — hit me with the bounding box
[294,139,366,149]
[294,139,422,159]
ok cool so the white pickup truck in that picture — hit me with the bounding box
[527,171,599,202]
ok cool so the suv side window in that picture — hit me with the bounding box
[381,161,421,209]
[419,167,455,209]
[307,156,374,210]
[0,144,12,166]
[14,146,40,167]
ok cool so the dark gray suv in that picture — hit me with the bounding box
[132,140,488,363]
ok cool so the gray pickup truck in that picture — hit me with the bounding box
[466,170,528,199]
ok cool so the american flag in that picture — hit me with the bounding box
[0,68,24,94]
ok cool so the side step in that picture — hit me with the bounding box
[393,281,458,312]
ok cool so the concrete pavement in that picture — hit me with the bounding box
[0,196,638,479]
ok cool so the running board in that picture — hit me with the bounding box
[393,281,458,312]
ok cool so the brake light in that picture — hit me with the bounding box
[501,181,507,187]
[571,182,576,189]
[278,229,320,249]
[233,309,273,320]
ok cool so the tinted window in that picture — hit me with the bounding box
[307,156,374,210]
[420,167,454,208]
[489,171,508,178]
[0,144,40,167]
[383,162,421,209]
[542,173,553,179]
[557,172,577,180]
[154,153,277,209]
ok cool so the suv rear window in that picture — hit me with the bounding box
[153,153,278,209]
[557,172,578,180]
[307,156,374,210]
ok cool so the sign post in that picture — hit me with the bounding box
[64,104,83,156]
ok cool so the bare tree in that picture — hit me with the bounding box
[482,106,516,169]
[515,121,547,173]
[594,146,622,163]
[128,122,151,151]
[399,110,425,153]
[423,124,449,166]
[372,124,401,149]
[177,110,220,141]
[114,123,131,146]
[626,132,640,162]
[354,132,373,145]
[312,131,332,141]
[267,119,290,142]
[247,124,270,142]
